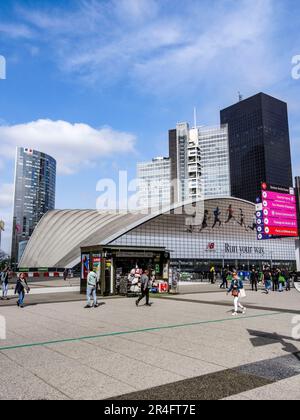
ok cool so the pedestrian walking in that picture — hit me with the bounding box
[285,269,291,292]
[15,273,30,308]
[209,266,216,284]
[278,270,286,292]
[273,269,279,292]
[263,267,272,294]
[85,269,99,308]
[250,268,258,292]
[63,268,68,281]
[227,272,246,316]
[220,269,229,289]
[1,267,10,300]
[136,270,151,307]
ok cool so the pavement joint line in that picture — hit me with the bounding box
[0,311,283,352]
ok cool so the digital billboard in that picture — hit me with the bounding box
[256,183,299,240]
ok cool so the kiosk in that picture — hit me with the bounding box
[80,246,170,296]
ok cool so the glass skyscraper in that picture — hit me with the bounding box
[137,157,171,210]
[220,93,293,203]
[11,148,56,264]
[169,123,231,203]
[197,125,231,199]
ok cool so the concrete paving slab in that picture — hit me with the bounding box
[0,288,299,400]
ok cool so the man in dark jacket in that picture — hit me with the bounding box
[250,269,258,292]
[136,270,151,307]
[273,269,279,292]
[220,269,229,289]
[15,273,30,308]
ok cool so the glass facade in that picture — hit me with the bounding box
[169,123,231,203]
[198,125,231,198]
[11,147,56,264]
[109,198,296,270]
[137,157,171,210]
[221,93,293,203]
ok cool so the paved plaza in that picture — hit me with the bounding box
[0,286,299,400]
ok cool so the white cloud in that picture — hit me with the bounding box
[0,119,136,175]
[113,0,159,23]
[0,184,14,209]
[0,23,32,39]
[133,0,276,94]
[10,0,279,95]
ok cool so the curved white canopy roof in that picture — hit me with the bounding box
[20,197,254,268]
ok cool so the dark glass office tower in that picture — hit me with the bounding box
[220,93,293,203]
[11,148,56,264]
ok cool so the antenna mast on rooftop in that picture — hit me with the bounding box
[238,92,243,102]
[193,107,198,128]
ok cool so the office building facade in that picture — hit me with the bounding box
[169,123,231,203]
[11,147,56,264]
[220,93,293,203]
[137,157,171,209]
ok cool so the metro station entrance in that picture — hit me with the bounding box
[80,246,170,296]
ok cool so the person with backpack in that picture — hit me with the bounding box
[85,269,99,308]
[136,270,151,307]
[227,272,246,316]
[1,267,10,301]
[15,273,30,308]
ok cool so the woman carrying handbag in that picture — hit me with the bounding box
[227,272,246,316]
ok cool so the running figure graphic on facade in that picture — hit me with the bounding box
[212,207,222,228]
[199,210,210,232]
[238,209,248,231]
[225,205,235,224]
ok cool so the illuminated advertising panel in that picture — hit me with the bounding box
[257,183,299,240]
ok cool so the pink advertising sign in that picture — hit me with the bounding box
[259,183,299,239]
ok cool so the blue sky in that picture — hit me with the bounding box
[0,0,300,253]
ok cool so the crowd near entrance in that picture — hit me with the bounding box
[171,259,296,283]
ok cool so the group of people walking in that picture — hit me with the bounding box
[221,265,294,316]
[0,267,30,308]
[1,264,295,313]
[220,266,293,294]
[250,267,292,294]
